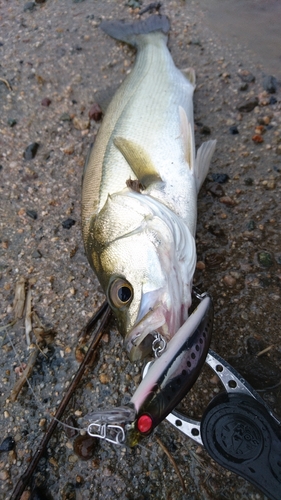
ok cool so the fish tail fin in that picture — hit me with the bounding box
[195,140,217,192]
[100,15,170,47]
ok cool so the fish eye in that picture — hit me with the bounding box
[109,278,133,308]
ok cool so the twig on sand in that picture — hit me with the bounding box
[11,303,111,500]
[0,77,12,91]
[10,347,40,402]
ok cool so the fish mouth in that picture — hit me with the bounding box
[125,306,170,361]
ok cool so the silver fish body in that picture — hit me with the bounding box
[82,15,216,361]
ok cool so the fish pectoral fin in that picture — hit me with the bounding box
[114,136,162,187]
[181,67,196,88]
[179,106,195,171]
[195,139,217,192]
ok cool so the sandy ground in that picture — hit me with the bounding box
[0,1,281,499]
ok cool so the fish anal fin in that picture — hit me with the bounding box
[114,136,162,187]
[195,140,217,192]
[179,106,194,171]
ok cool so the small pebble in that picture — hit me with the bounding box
[219,196,235,205]
[23,2,36,12]
[62,218,76,229]
[211,173,229,184]
[26,209,37,220]
[73,434,98,460]
[60,112,71,122]
[252,134,263,144]
[32,249,42,259]
[229,125,239,135]
[223,275,236,287]
[239,82,248,91]
[196,261,205,270]
[207,182,225,197]
[88,103,102,121]
[7,118,17,127]
[41,97,51,107]
[0,436,15,452]
[262,75,277,94]
[200,125,211,135]
[23,142,40,160]
[237,97,258,113]
[254,125,264,135]
[258,251,273,267]
[99,373,110,384]
[0,470,10,481]
[244,177,253,186]
[238,70,255,83]
[72,116,90,130]
[62,143,75,155]
[64,416,78,438]
[269,96,277,105]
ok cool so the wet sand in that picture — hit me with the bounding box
[0,1,281,499]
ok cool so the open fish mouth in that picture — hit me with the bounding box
[125,305,174,361]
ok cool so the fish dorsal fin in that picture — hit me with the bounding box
[195,139,217,192]
[114,136,162,187]
[179,106,195,171]
[181,67,196,87]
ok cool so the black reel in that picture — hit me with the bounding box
[201,392,281,500]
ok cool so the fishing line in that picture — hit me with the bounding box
[2,320,88,434]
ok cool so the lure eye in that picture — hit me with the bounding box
[109,278,133,308]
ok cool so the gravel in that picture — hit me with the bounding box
[1,1,281,499]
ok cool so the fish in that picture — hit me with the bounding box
[82,14,216,362]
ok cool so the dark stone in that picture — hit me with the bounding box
[23,142,40,160]
[60,112,71,122]
[62,218,76,229]
[229,125,239,135]
[258,251,273,268]
[237,97,259,112]
[211,173,229,184]
[0,165,3,170]
[244,177,253,186]
[239,82,248,91]
[247,220,256,231]
[208,224,226,238]
[263,75,277,94]
[73,0,85,3]
[26,209,38,220]
[0,436,15,452]
[269,96,277,105]
[41,97,51,107]
[207,182,225,197]
[238,70,255,83]
[200,125,211,135]
[64,416,78,438]
[88,103,102,122]
[23,2,36,11]
[73,434,99,460]
[32,249,42,259]
[35,0,47,3]
[7,118,17,127]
